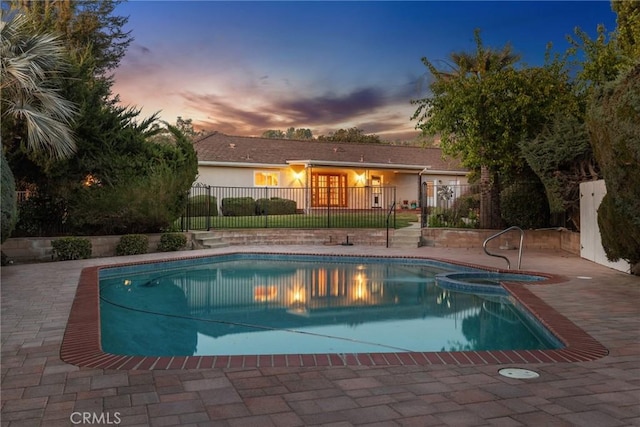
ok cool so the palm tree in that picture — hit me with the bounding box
[1,9,77,159]
[425,29,521,229]
[440,29,520,79]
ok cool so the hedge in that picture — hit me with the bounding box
[256,197,297,215]
[221,197,256,216]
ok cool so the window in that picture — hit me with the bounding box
[254,171,280,187]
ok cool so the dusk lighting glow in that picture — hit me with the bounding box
[113,1,616,141]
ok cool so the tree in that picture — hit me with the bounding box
[413,29,520,229]
[612,0,640,60]
[176,116,205,139]
[520,2,639,232]
[285,127,313,140]
[3,0,131,179]
[67,122,198,234]
[520,114,598,230]
[438,30,520,79]
[568,24,630,91]
[0,10,77,159]
[262,129,286,139]
[587,62,640,274]
[9,0,131,76]
[1,150,18,244]
[317,127,380,143]
[261,128,313,140]
[150,117,206,144]
[5,1,198,236]
[412,30,571,228]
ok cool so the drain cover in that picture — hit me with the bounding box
[498,368,540,379]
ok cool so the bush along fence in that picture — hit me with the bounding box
[181,184,398,230]
[420,182,482,229]
[420,180,559,230]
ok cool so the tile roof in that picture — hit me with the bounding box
[193,132,466,172]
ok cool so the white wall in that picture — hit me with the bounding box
[196,166,254,187]
[196,164,467,211]
[579,180,630,273]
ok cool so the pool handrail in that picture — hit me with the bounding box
[482,226,524,269]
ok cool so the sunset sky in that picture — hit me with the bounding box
[112,1,617,141]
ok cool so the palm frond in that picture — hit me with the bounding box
[1,9,77,159]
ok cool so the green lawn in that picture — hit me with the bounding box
[179,211,418,230]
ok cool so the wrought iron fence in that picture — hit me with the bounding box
[420,180,561,229]
[12,192,70,237]
[181,184,397,230]
[420,182,482,228]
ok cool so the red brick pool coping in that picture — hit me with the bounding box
[60,252,608,370]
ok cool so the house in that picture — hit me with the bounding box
[193,132,468,211]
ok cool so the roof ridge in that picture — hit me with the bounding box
[197,132,443,150]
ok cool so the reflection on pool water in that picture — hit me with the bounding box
[99,254,561,356]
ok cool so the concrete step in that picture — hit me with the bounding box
[390,225,422,248]
[390,236,421,248]
[191,231,229,249]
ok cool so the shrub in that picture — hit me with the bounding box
[427,207,454,227]
[158,233,187,252]
[598,193,640,272]
[500,181,549,229]
[256,197,297,215]
[52,237,92,261]
[187,195,218,217]
[116,234,149,256]
[588,62,640,271]
[1,151,17,243]
[452,193,480,228]
[221,197,256,216]
[14,193,67,237]
[65,128,197,236]
[69,165,192,235]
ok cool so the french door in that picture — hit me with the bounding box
[311,173,347,207]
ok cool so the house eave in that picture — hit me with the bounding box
[199,161,288,168]
[286,160,467,175]
[198,159,467,176]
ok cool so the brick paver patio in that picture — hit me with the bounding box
[2,245,639,426]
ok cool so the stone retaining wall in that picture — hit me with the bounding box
[2,228,580,264]
[1,233,194,263]
[421,228,580,255]
[215,228,387,246]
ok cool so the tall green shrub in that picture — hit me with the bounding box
[188,195,218,217]
[1,151,17,243]
[587,62,640,272]
[68,127,197,235]
[500,180,550,229]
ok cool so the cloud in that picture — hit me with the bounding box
[274,87,387,123]
[182,82,420,139]
[182,92,281,135]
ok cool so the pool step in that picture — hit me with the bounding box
[390,223,422,248]
[191,231,229,249]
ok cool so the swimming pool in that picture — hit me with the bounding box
[98,254,560,357]
[60,251,608,369]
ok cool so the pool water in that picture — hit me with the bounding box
[99,255,560,356]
